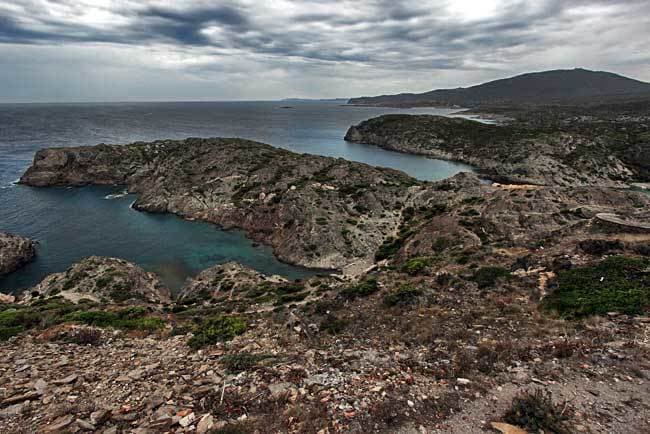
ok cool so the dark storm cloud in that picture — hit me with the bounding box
[0,0,647,65]
[0,0,648,101]
[133,5,249,45]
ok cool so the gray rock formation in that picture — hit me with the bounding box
[345,114,637,187]
[178,261,287,302]
[25,256,171,304]
[20,138,419,272]
[0,232,36,276]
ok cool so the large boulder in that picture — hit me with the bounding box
[0,232,36,276]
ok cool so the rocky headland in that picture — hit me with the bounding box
[19,138,420,274]
[3,164,650,432]
[345,114,646,187]
[3,108,650,433]
[21,256,171,305]
[0,232,36,278]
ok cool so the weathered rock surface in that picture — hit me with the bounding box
[24,256,171,304]
[178,261,287,302]
[0,232,36,277]
[345,114,638,187]
[20,138,418,271]
[403,173,650,257]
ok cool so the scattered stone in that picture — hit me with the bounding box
[42,415,74,433]
[196,414,215,434]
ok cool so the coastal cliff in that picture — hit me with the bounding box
[3,171,650,433]
[0,232,36,277]
[345,114,639,187]
[20,138,419,272]
[22,256,171,305]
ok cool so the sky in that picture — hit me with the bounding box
[0,0,649,102]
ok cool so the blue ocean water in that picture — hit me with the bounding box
[0,101,473,292]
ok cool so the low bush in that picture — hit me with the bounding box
[402,257,431,275]
[320,315,348,334]
[542,256,650,318]
[0,325,24,341]
[578,239,623,255]
[471,266,511,289]
[340,277,378,299]
[63,309,165,331]
[188,315,247,349]
[383,285,422,306]
[503,389,571,434]
[220,353,273,373]
[375,236,405,261]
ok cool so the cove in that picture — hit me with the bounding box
[0,185,315,293]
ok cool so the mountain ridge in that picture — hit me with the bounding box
[348,68,650,107]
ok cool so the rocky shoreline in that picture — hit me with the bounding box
[2,123,650,432]
[0,232,36,278]
[19,138,421,274]
[345,114,646,187]
[1,170,649,433]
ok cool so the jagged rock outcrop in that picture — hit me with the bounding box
[24,256,171,304]
[20,138,419,271]
[345,115,637,187]
[178,261,287,302]
[0,232,36,277]
[392,172,650,262]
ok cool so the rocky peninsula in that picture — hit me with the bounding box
[0,232,36,277]
[345,114,646,187]
[21,256,171,305]
[19,138,420,274]
[4,161,650,432]
[3,119,650,433]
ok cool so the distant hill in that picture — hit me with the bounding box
[348,68,650,107]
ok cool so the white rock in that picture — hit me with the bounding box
[196,414,214,434]
[179,412,195,427]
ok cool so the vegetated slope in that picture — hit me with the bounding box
[345,114,642,186]
[19,138,419,272]
[348,68,650,107]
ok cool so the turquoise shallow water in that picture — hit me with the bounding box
[0,101,474,292]
[0,185,316,292]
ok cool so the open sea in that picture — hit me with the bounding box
[0,101,474,293]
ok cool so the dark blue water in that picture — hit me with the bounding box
[0,101,473,292]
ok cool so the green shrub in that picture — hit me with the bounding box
[275,283,304,295]
[376,236,406,261]
[0,308,41,330]
[320,315,348,335]
[274,293,307,305]
[0,326,24,341]
[340,277,379,299]
[432,237,453,251]
[503,389,571,434]
[383,285,422,306]
[220,353,273,373]
[64,311,115,327]
[471,266,511,289]
[63,309,165,331]
[189,315,247,349]
[402,257,431,275]
[542,256,650,318]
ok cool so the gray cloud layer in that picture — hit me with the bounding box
[0,0,649,101]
